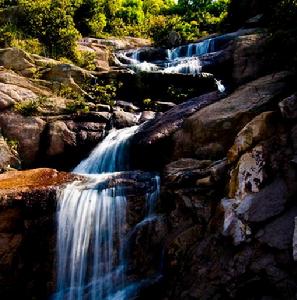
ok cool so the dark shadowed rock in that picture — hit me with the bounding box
[155,101,176,112]
[236,178,288,223]
[173,72,292,161]
[256,207,297,250]
[279,93,297,120]
[134,91,220,145]
[293,217,297,261]
[138,111,158,123]
[232,33,268,84]
[115,100,140,112]
[131,92,220,170]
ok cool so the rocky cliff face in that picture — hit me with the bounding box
[0,21,296,300]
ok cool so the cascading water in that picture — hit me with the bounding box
[163,57,202,75]
[54,125,161,300]
[74,126,139,174]
[166,38,215,61]
[116,38,215,76]
[116,37,226,92]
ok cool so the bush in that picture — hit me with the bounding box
[65,99,90,113]
[148,15,199,47]
[17,0,81,60]
[86,80,121,106]
[14,96,50,116]
[11,38,44,55]
[75,50,97,71]
[14,98,39,116]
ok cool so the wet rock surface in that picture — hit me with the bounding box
[0,169,160,300]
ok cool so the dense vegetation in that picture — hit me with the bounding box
[0,0,296,71]
[0,0,229,60]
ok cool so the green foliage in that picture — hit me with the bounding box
[116,0,144,25]
[65,99,90,113]
[86,80,121,106]
[76,50,97,70]
[143,98,152,109]
[13,96,49,116]
[5,138,19,152]
[11,38,44,55]
[17,0,81,59]
[167,85,196,102]
[0,0,231,57]
[57,85,84,100]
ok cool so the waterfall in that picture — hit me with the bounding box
[74,126,139,174]
[163,57,202,75]
[116,37,215,76]
[54,126,160,300]
[166,38,215,61]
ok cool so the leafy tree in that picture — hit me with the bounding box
[17,0,80,59]
[116,0,144,25]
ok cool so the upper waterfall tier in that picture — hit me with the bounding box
[115,29,256,76]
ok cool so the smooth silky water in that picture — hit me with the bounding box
[115,37,225,91]
[53,125,160,300]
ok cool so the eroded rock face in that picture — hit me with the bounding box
[0,112,46,167]
[279,93,297,120]
[228,111,277,162]
[156,88,297,299]
[0,168,79,300]
[173,72,292,161]
[0,48,36,77]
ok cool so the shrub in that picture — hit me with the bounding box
[5,138,19,152]
[86,80,121,106]
[11,38,44,55]
[76,50,97,71]
[14,98,39,116]
[13,96,49,116]
[65,99,90,113]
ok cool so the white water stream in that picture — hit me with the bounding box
[54,126,160,300]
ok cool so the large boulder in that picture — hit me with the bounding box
[0,112,46,167]
[228,111,277,162]
[112,110,140,129]
[0,69,51,110]
[0,48,36,77]
[131,91,220,170]
[42,63,94,92]
[0,168,80,300]
[232,33,268,84]
[173,72,292,161]
[44,113,110,169]
[279,93,297,120]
